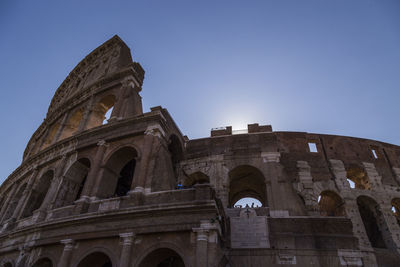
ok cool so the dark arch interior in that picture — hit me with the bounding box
[183,172,210,187]
[77,252,112,267]
[32,258,53,267]
[228,165,266,208]
[3,262,12,267]
[74,158,91,201]
[138,248,185,267]
[101,147,137,198]
[357,196,386,248]
[114,159,136,196]
[2,183,26,221]
[22,170,54,218]
[318,191,345,216]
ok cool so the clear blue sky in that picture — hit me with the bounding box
[0,0,399,184]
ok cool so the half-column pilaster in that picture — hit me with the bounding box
[58,239,75,267]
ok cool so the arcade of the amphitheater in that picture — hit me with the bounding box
[1,35,400,267]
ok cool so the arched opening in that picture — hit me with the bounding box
[346,166,370,190]
[182,172,210,187]
[228,165,267,208]
[41,122,60,150]
[357,196,387,248]
[31,258,53,267]
[99,147,137,198]
[234,197,262,208]
[53,158,91,208]
[2,262,12,267]
[168,135,183,178]
[59,108,84,140]
[1,183,26,221]
[77,252,112,267]
[114,159,136,196]
[103,106,114,124]
[391,198,400,226]
[21,170,54,218]
[86,95,116,129]
[138,248,185,267]
[318,191,345,216]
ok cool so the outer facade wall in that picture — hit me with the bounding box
[1,36,400,267]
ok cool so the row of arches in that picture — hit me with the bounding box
[183,165,400,250]
[1,134,183,222]
[4,248,185,267]
[35,95,116,153]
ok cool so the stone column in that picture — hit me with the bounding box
[378,203,400,250]
[130,125,164,193]
[33,156,68,222]
[119,232,134,267]
[58,239,75,267]
[53,112,69,143]
[193,228,209,267]
[0,183,18,222]
[82,140,108,198]
[12,169,39,220]
[295,160,318,215]
[261,152,281,210]
[329,159,351,193]
[363,162,383,190]
[16,246,31,267]
[216,160,229,208]
[77,96,95,132]
[111,81,128,120]
[192,220,220,267]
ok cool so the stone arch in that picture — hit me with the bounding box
[53,158,91,208]
[318,190,346,216]
[182,171,210,187]
[357,195,391,248]
[138,248,185,267]
[73,247,117,267]
[21,170,54,218]
[31,257,53,267]
[346,165,370,190]
[75,252,113,267]
[98,146,138,198]
[134,242,188,267]
[41,122,61,150]
[0,259,14,267]
[86,95,116,129]
[58,107,84,140]
[228,165,267,208]
[1,183,26,221]
[168,134,184,178]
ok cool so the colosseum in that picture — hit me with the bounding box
[1,35,400,267]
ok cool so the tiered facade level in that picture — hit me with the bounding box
[1,36,400,267]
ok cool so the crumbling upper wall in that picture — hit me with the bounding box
[186,128,400,187]
[22,35,145,161]
[47,35,142,116]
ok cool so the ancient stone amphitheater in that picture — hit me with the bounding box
[1,35,400,267]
